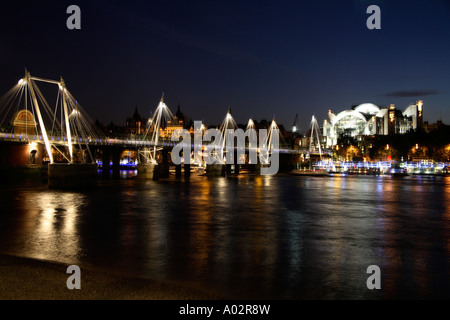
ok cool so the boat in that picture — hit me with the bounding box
[291,168,329,176]
[389,164,409,176]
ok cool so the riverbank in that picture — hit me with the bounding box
[0,253,226,300]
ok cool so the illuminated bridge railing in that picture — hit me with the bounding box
[0,133,299,153]
[0,133,171,147]
[0,132,110,145]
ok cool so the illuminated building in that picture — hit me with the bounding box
[322,101,424,147]
[160,114,185,138]
[13,110,37,136]
[125,107,145,135]
[0,110,44,167]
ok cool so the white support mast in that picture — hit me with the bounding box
[152,94,165,162]
[309,115,322,161]
[60,77,73,162]
[25,70,54,163]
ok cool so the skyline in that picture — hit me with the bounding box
[1,0,449,133]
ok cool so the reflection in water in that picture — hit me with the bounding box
[0,174,449,299]
[444,180,450,264]
[6,191,84,263]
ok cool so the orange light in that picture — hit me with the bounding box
[417,100,423,112]
[28,142,37,150]
[389,112,395,122]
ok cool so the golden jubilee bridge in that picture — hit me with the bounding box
[0,71,303,188]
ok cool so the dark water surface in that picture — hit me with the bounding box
[1,171,449,299]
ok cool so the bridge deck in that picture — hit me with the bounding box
[0,133,299,153]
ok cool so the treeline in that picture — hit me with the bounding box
[335,125,450,162]
[367,125,450,162]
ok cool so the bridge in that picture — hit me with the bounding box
[0,71,304,187]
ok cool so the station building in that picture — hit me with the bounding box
[322,101,423,147]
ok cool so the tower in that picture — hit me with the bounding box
[292,113,298,133]
[416,100,423,128]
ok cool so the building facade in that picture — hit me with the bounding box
[322,101,423,147]
[125,107,145,135]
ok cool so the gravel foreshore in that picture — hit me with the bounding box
[0,253,226,300]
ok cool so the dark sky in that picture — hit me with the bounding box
[1,0,449,133]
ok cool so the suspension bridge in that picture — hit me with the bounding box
[0,71,302,187]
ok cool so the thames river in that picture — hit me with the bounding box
[0,171,449,299]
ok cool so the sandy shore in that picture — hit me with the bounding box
[0,253,227,300]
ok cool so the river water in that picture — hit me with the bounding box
[0,171,449,299]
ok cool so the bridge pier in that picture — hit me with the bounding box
[48,163,98,189]
[206,164,225,177]
[184,163,191,178]
[102,148,111,177]
[175,163,191,178]
[158,149,170,178]
[137,163,159,180]
[248,164,260,173]
[112,147,121,179]
[233,149,240,174]
[175,164,182,177]
[224,164,240,174]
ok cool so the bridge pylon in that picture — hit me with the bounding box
[0,71,105,188]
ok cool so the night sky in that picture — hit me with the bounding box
[1,0,449,133]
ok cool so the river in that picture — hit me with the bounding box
[0,171,449,299]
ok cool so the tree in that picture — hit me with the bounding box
[337,129,357,147]
[336,144,362,161]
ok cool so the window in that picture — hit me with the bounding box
[29,150,37,165]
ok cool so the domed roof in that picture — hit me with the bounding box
[332,109,368,125]
[354,103,380,115]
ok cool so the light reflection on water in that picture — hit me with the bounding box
[1,191,84,263]
[0,173,449,299]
